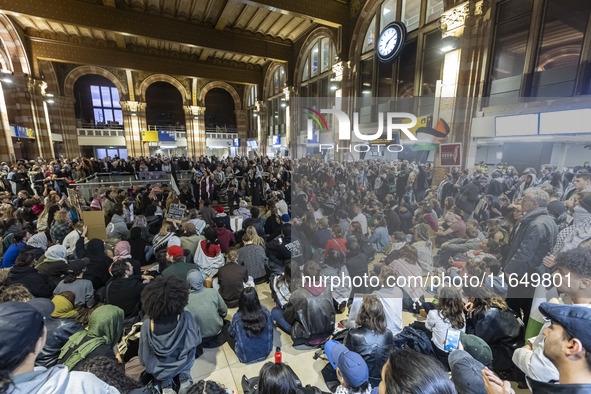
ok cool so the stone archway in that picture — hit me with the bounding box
[199,81,241,110]
[64,66,127,99]
[139,74,190,105]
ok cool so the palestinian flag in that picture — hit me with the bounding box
[411,119,450,151]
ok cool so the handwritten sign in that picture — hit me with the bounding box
[167,203,186,223]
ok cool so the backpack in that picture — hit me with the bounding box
[392,325,436,358]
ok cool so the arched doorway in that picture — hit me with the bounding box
[204,88,236,157]
[145,81,186,156]
[73,74,126,159]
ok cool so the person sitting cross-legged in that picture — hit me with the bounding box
[139,276,201,394]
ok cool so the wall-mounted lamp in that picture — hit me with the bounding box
[1,69,13,85]
[44,93,54,105]
[329,80,341,91]
[440,36,459,53]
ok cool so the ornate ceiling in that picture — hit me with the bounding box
[0,0,348,83]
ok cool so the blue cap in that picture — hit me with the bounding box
[324,340,369,388]
[0,302,45,361]
[539,302,591,351]
[281,214,290,223]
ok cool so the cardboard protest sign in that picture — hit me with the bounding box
[167,203,186,223]
[81,211,107,241]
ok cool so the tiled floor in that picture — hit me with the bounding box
[190,283,419,393]
[190,284,530,394]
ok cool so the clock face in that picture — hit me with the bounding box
[378,27,398,57]
[376,22,407,63]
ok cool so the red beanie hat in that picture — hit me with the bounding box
[167,245,184,258]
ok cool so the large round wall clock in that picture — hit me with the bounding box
[377,21,407,63]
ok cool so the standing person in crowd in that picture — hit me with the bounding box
[504,188,558,324]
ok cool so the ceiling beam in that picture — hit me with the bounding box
[231,0,348,28]
[29,37,263,85]
[0,0,291,61]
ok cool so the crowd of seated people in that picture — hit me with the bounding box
[0,155,590,394]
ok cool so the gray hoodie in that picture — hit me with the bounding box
[10,365,119,393]
[107,214,128,240]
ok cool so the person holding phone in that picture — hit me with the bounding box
[425,286,466,370]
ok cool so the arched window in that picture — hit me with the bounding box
[362,16,376,54]
[265,65,287,142]
[357,0,444,106]
[246,85,258,139]
[247,85,258,107]
[300,37,336,83]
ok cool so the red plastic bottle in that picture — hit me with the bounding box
[274,347,282,363]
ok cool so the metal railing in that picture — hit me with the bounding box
[77,128,125,137]
[78,122,124,130]
[74,171,196,200]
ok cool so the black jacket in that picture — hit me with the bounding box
[344,327,394,387]
[528,377,591,393]
[5,265,53,298]
[505,209,558,277]
[456,181,481,215]
[466,307,524,372]
[36,317,83,368]
[35,259,69,291]
[243,217,265,237]
[77,238,112,290]
[345,251,369,296]
[283,284,335,345]
[106,277,145,319]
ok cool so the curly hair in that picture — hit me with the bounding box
[141,276,190,320]
[78,356,142,393]
[356,295,386,334]
[556,248,591,280]
[186,380,229,394]
[462,285,508,316]
[0,284,33,303]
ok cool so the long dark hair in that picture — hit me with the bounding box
[383,349,457,394]
[435,286,465,329]
[258,362,300,394]
[204,226,219,254]
[238,287,268,338]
